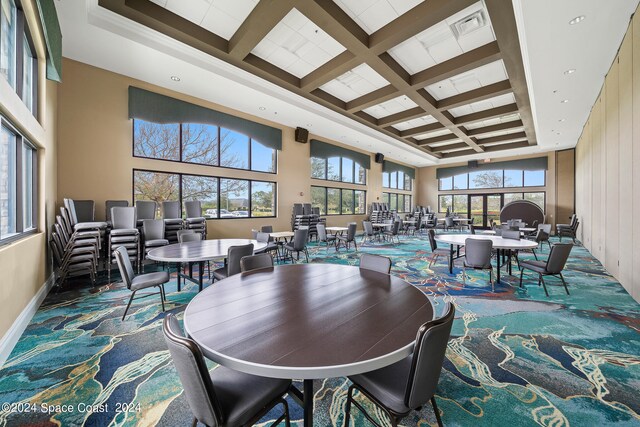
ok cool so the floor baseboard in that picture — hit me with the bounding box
[0,273,55,368]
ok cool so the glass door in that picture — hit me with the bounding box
[486,194,502,227]
[469,195,484,227]
[467,194,503,228]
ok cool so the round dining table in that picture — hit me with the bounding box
[183,263,434,427]
[147,239,267,292]
[434,234,538,282]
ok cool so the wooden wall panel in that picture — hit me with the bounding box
[605,58,619,277]
[619,30,633,290]
[633,17,640,301]
[591,94,603,261]
[556,149,575,227]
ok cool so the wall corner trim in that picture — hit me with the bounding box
[0,273,55,368]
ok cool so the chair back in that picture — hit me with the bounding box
[251,229,259,240]
[74,200,95,222]
[59,208,75,236]
[534,229,547,243]
[261,225,273,233]
[427,229,438,251]
[111,207,136,230]
[316,223,328,242]
[163,315,222,427]
[227,244,255,277]
[184,200,202,218]
[346,222,356,241]
[502,229,521,240]
[143,219,165,240]
[63,198,78,225]
[240,253,274,272]
[404,302,455,409]
[531,220,539,229]
[162,201,181,219]
[444,217,454,227]
[569,214,578,227]
[292,228,308,251]
[391,221,401,236]
[106,200,128,222]
[49,232,65,267]
[539,223,552,235]
[114,246,136,288]
[177,229,196,242]
[464,238,493,268]
[363,221,374,236]
[256,232,270,243]
[180,233,202,243]
[545,243,573,274]
[136,200,157,220]
[359,253,391,274]
[469,224,476,235]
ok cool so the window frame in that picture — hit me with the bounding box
[437,192,546,215]
[439,169,547,190]
[132,120,278,175]
[310,156,367,185]
[132,168,277,220]
[0,116,38,246]
[383,170,413,191]
[382,192,412,213]
[310,185,367,215]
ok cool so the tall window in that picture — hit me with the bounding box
[383,192,412,213]
[133,169,276,219]
[310,156,366,184]
[0,120,37,243]
[439,168,546,190]
[21,32,36,115]
[311,186,366,215]
[133,120,277,173]
[0,0,16,88]
[437,192,545,214]
[382,171,412,190]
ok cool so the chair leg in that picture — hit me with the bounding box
[122,290,136,321]
[559,273,570,295]
[490,269,494,292]
[304,248,309,263]
[532,249,538,260]
[519,268,524,288]
[462,265,466,285]
[158,286,165,312]
[344,385,354,427]
[540,275,549,297]
[431,397,443,427]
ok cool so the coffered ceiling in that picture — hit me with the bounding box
[96,0,537,160]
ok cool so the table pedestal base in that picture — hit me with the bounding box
[289,380,314,427]
[175,261,205,292]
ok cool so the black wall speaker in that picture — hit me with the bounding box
[294,127,309,143]
[468,160,479,169]
[375,153,384,164]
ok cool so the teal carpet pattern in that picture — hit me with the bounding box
[0,235,639,426]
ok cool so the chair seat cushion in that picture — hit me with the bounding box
[520,260,547,273]
[185,217,205,223]
[110,228,138,236]
[212,267,228,281]
[211,366,290,427]
[130,271,170,291]
[349,355,413,415]
[110,236,139,245]
[74,222,107,231]
[164,219,183,225]
[145,239,169,247]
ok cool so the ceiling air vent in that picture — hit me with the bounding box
[451,11,487,39]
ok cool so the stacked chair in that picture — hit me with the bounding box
[50,218,100,288]
[142,219,169,268]
[63,198,107,256]
[184,200,207,239]
[135,200,157,228]
[108,206,140,283]
[557,214,579,243]
[72,200,96,223]
[162,201,184,243]
[105,200,128,228]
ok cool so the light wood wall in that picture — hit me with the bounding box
[575,12,639,301]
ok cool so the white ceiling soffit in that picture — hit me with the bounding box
[513,0,639,151]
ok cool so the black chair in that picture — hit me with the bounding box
[427,229,450,268]
[519,243,573,297]
[284,228,309,263]
[162,314,291,427]
[114,246,169,320]
[212,244,255,282]
[558,218,579,244]
[345,303,455,427]
[336,222,357,251]
[359,253,391,274]
[462,238,493,291]
[316,223,336,252]
[240,253,274,272]
[253,231,280,260]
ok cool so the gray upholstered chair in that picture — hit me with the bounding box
[135,200,157,228]
[162,314,291,427]
[253,231,280,260]
[427,229,450,268]
[114,246,169,320]
[316,223,336,252]
[50,229,97,287]
[284,228,309,263]
[523,229,547,260]
[162,201,184,243]
[179,232,202,243]
[73,200,95,222]
[184,200,206,238]
[538,224,552,249]
[444,216,455,231]
[361,221,377,245]
[105,200,128,227]
[212,243,254,282]
[143,219,169,257]
[108,207,140,284]
[359,253,391,274]
[519,243,573,297]
[336,222,357,251]
[462,238,493,290]
[345,302,455,427]
[240,253,274,272]
[558,219,579,244]
[383,221,401,244]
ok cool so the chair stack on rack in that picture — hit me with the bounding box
[291,204,324,239]
[184,200,207,239]
[63,198,107,253]
[162,201,184,243]
[108,206,140,284]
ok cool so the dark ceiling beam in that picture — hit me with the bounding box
[399,122,444,138]
[377,107,427,127]
[436,80,512,111]
[432,142,470,153]
[299,51,359,91]
[453,103,519,126]
[464,119,524,136]
[228,0,297,59]
[416,133,459,146]
[485,0,536,145]
[346,85,399,113]
[484,141,530,152]
[476,131,527,145]
[441,149,478,158]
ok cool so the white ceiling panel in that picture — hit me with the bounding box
[251,8,346,78]
[334,0,424,34]
[464,113,521,129]
[426,59,508,100]
[319,64,389,102]
[476,127,525,139]
[362,95,419,119]
[164,0,213,26]
[200,0,259,39]
[448,92,516,117]
[388,1,495,75]
[414,129,453,140]
[428,138,463,148]
[392,115,437,131]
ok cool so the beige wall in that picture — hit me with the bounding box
[57,59,415,237]
[0,1,57,341]
[415,150,572,230]
[575,7,640,301]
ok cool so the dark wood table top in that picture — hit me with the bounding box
[147,239,267,262]
[184,263,434,379]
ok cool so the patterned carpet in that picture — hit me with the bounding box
[0,234,639,427]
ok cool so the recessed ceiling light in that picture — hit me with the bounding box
[306,123,312,127]
[558,118,566,122]
[556,132,561,135]
[564,69,576,75]
[259,106,266,110]
[552,90,558,94]
[561,99,569,103]
[170,76,180,81]
[569,15,586,25]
